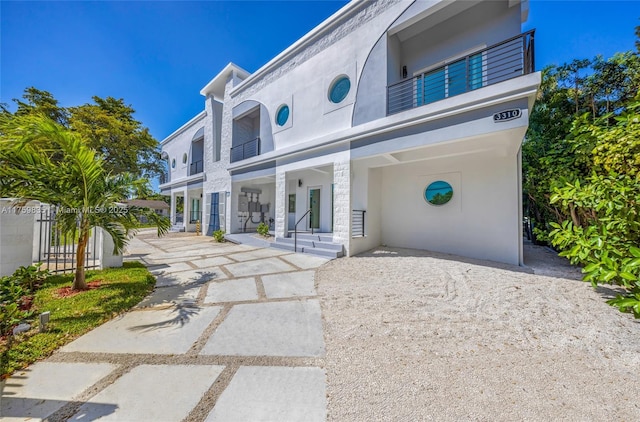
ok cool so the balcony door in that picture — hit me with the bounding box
[416,52,485,106]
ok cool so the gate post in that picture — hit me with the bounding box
[0,199,38,276]
[99,228,123,268]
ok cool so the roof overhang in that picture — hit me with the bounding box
[200,63,251,101]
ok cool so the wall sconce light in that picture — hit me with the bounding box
[298,179,303,187]
[402,65,407,79]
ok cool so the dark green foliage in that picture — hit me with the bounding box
[0,264,50,337]
[524,24,640,317]
[8,87,163,179]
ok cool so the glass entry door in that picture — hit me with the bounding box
[308,188,320,230]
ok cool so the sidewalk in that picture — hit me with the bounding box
[2,230,330,421]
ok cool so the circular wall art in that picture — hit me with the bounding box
[171,158,176,169]
[182,153,188,164]
[276,104,290,126]
[329,75,351,104]
[424,180,453,205]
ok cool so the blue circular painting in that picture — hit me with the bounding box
[329,76,351,103]
[425,181,453,205]
[171,159,176,169]
[276,104,290,126]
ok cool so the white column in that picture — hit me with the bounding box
[170,192,177,225]
[183,188,189,230]
[275,170,287,239]
[332,159,351,254]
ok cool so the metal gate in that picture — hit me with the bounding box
[36,207,100,274]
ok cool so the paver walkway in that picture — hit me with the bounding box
[2,230,329,421]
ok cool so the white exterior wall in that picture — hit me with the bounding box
[0,200,38,276]
[161,113,206,184]
[399,1,521,80]
[227,0,410,151]
[379,152,520,265]
[351,165,382,256]
[158,0,538,264]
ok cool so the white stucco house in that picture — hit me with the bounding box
[159,0,540,265]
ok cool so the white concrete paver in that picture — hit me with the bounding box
[226,248,291,262]
[154,268,227,287]
[279,253,329,269]
[1,362,117,421]
[61,306,221,354]
[262,270,316,298]
[224,257,296,277]
[3,231,331,421]
[190,256,235,268]
[205,366,326,422]
[69,365,225,421]
[204,277,259,303]
[135,284,202,308]
[200,300,325,357]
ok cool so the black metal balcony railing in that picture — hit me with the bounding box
[159,172,168,185]
[190,160,203,175]
[387,30,535,115]
[230,137,261,163]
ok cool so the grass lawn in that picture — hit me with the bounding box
[1,261,155,379]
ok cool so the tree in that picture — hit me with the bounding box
[69,96,163,179]
[0,114,170,290]
[9,87,163,180]
[13,87,69,125]
[523,24,640,317]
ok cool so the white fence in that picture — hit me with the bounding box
[0,199,122,277]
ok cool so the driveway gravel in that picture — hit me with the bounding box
[317,243,640,421]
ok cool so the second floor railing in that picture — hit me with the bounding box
[387,30,535,115]
[190,160,203,175]
[230,137,261,163]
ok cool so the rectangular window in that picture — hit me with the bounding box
[190,198,201,223]
[288,194,296,213]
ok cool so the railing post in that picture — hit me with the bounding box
[362,210,365,237]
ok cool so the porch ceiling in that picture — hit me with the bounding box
[358,127,525,168]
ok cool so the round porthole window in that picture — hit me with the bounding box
[424,181,453,206]
[276,104,290,126]
[329,75,351,103]
[171,159,176,169]
[182,153,187,164]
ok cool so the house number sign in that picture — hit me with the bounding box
[493,109,521,122]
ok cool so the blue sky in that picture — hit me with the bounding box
[1,1,638,145]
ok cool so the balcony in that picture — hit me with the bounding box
[230,137,261,163]
[387,30,535,115]
[190,160,203,175]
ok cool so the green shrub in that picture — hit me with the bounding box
[0,264,48,337]
[256,222,269,237]
[213,229,225,243]
[12,263,50,291]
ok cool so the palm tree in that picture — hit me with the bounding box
[0,114,169,290]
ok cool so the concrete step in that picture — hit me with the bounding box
[271,241,343,259]
[276,237,343,251]
[287,232,334,243]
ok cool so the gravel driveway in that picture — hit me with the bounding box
[317,243,640,421]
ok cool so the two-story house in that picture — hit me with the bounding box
[159,0,539,265]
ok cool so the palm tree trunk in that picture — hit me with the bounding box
[73,223,90,290]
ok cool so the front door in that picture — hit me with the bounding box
[308,188,320,230]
